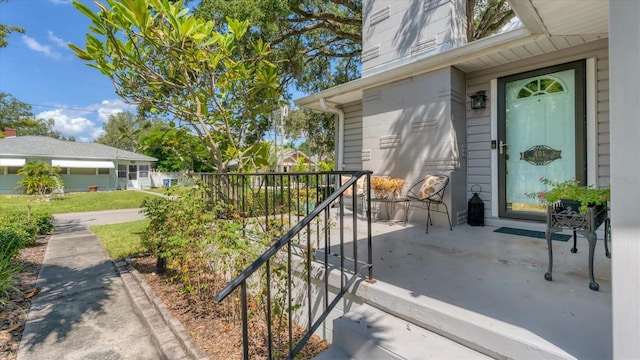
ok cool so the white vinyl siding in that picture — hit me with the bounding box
[342,101,363,170]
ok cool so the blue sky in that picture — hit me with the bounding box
[0,0,137,142]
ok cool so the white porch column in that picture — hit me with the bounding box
[610,1,640,358]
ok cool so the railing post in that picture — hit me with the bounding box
[367,172,373,280]
[241,282,249,360]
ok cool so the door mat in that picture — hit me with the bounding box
[494,227,571,242]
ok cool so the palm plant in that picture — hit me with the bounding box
[15,161,64,197]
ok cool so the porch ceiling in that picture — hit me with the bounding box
[295,0,609,111]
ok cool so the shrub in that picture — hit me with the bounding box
[0,230,23,306]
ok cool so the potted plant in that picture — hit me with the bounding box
[525,177,610,214]
[370,176,405,200]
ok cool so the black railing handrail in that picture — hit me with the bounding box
[213,170,372,302]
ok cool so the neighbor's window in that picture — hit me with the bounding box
[128,165,137,180]
[98,168,110,175]
[118,165,127,178]
[70,167,96,175]
[139,165,149,178]
[7,167,21,175]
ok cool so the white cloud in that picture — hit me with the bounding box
[36,109,98,142]
[21,35,61,59]
[47,31,68,48]
[35,99,135,142]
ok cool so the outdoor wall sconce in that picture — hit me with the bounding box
[470,91,487,109]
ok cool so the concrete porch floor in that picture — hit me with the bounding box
[319,212,612,360]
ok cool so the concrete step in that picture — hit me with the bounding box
[318,303,491,360]
[312,346,353,360]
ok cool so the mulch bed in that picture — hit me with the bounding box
[132,256,330,359]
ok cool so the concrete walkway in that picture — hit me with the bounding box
[17,209,202,360]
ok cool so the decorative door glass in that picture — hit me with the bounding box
[504,69,576,214]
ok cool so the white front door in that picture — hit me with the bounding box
[498,60,586,220]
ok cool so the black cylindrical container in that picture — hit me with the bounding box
[467,184,484,226]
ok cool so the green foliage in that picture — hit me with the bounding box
[0,208,53,248]
[139,126,216,172]
[70,0,281,171]
[0,207,53,306]
[526,178,611,213]
[195,0,361,95]
[468,0,515,41]
[0,0,24,48]
[0,235,22,306]
[96,111,163,152]
[15,161,64,197]
[140,182,267,296]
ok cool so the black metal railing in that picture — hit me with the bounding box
[204,170,373,359]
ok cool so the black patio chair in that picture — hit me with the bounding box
[407,174,453,233]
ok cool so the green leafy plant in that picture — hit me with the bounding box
[15,161,64,197]
[0,235,22,306]
[526,177,610,213]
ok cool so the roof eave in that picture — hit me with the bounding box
[295,27,540,111]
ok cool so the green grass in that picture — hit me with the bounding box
[90,219,150,259]
[0,191,154,217]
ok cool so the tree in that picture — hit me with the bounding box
[283,108,334,162]
[139,126,214,172]
[15,161,64,197]
[0,0,24,48]
[96,111,161,152]
[467,0,515,42]
[195,0,514,95]
[0,92,72,139]
[69,0,281,171]
[195,0,361,95]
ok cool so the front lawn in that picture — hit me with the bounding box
[90,219,150,259]
[0,191,154,216]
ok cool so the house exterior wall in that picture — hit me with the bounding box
[0,158,153,193]
[465,39,610,220]
[342,101,364,170]
[610,1,640,356]
[361,66,467,224]
[60,172,114,192]
[362,0,466,77]
[0,172,19,193]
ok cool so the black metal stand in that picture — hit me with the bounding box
[544,204,610,291]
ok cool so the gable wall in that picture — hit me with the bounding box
[361,66,467,224]
[465,38,610,218]
[362,0,466,76]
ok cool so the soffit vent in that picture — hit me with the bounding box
[380,135,401,149]
[362,149,372,161]
[411,118,438,132]
[411,38,437,55]
[370,6,390,25]
[362,45,380,62]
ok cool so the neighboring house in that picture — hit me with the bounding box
[296,0,639,356]
[277,149,314,172]
[0,135,157,193]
